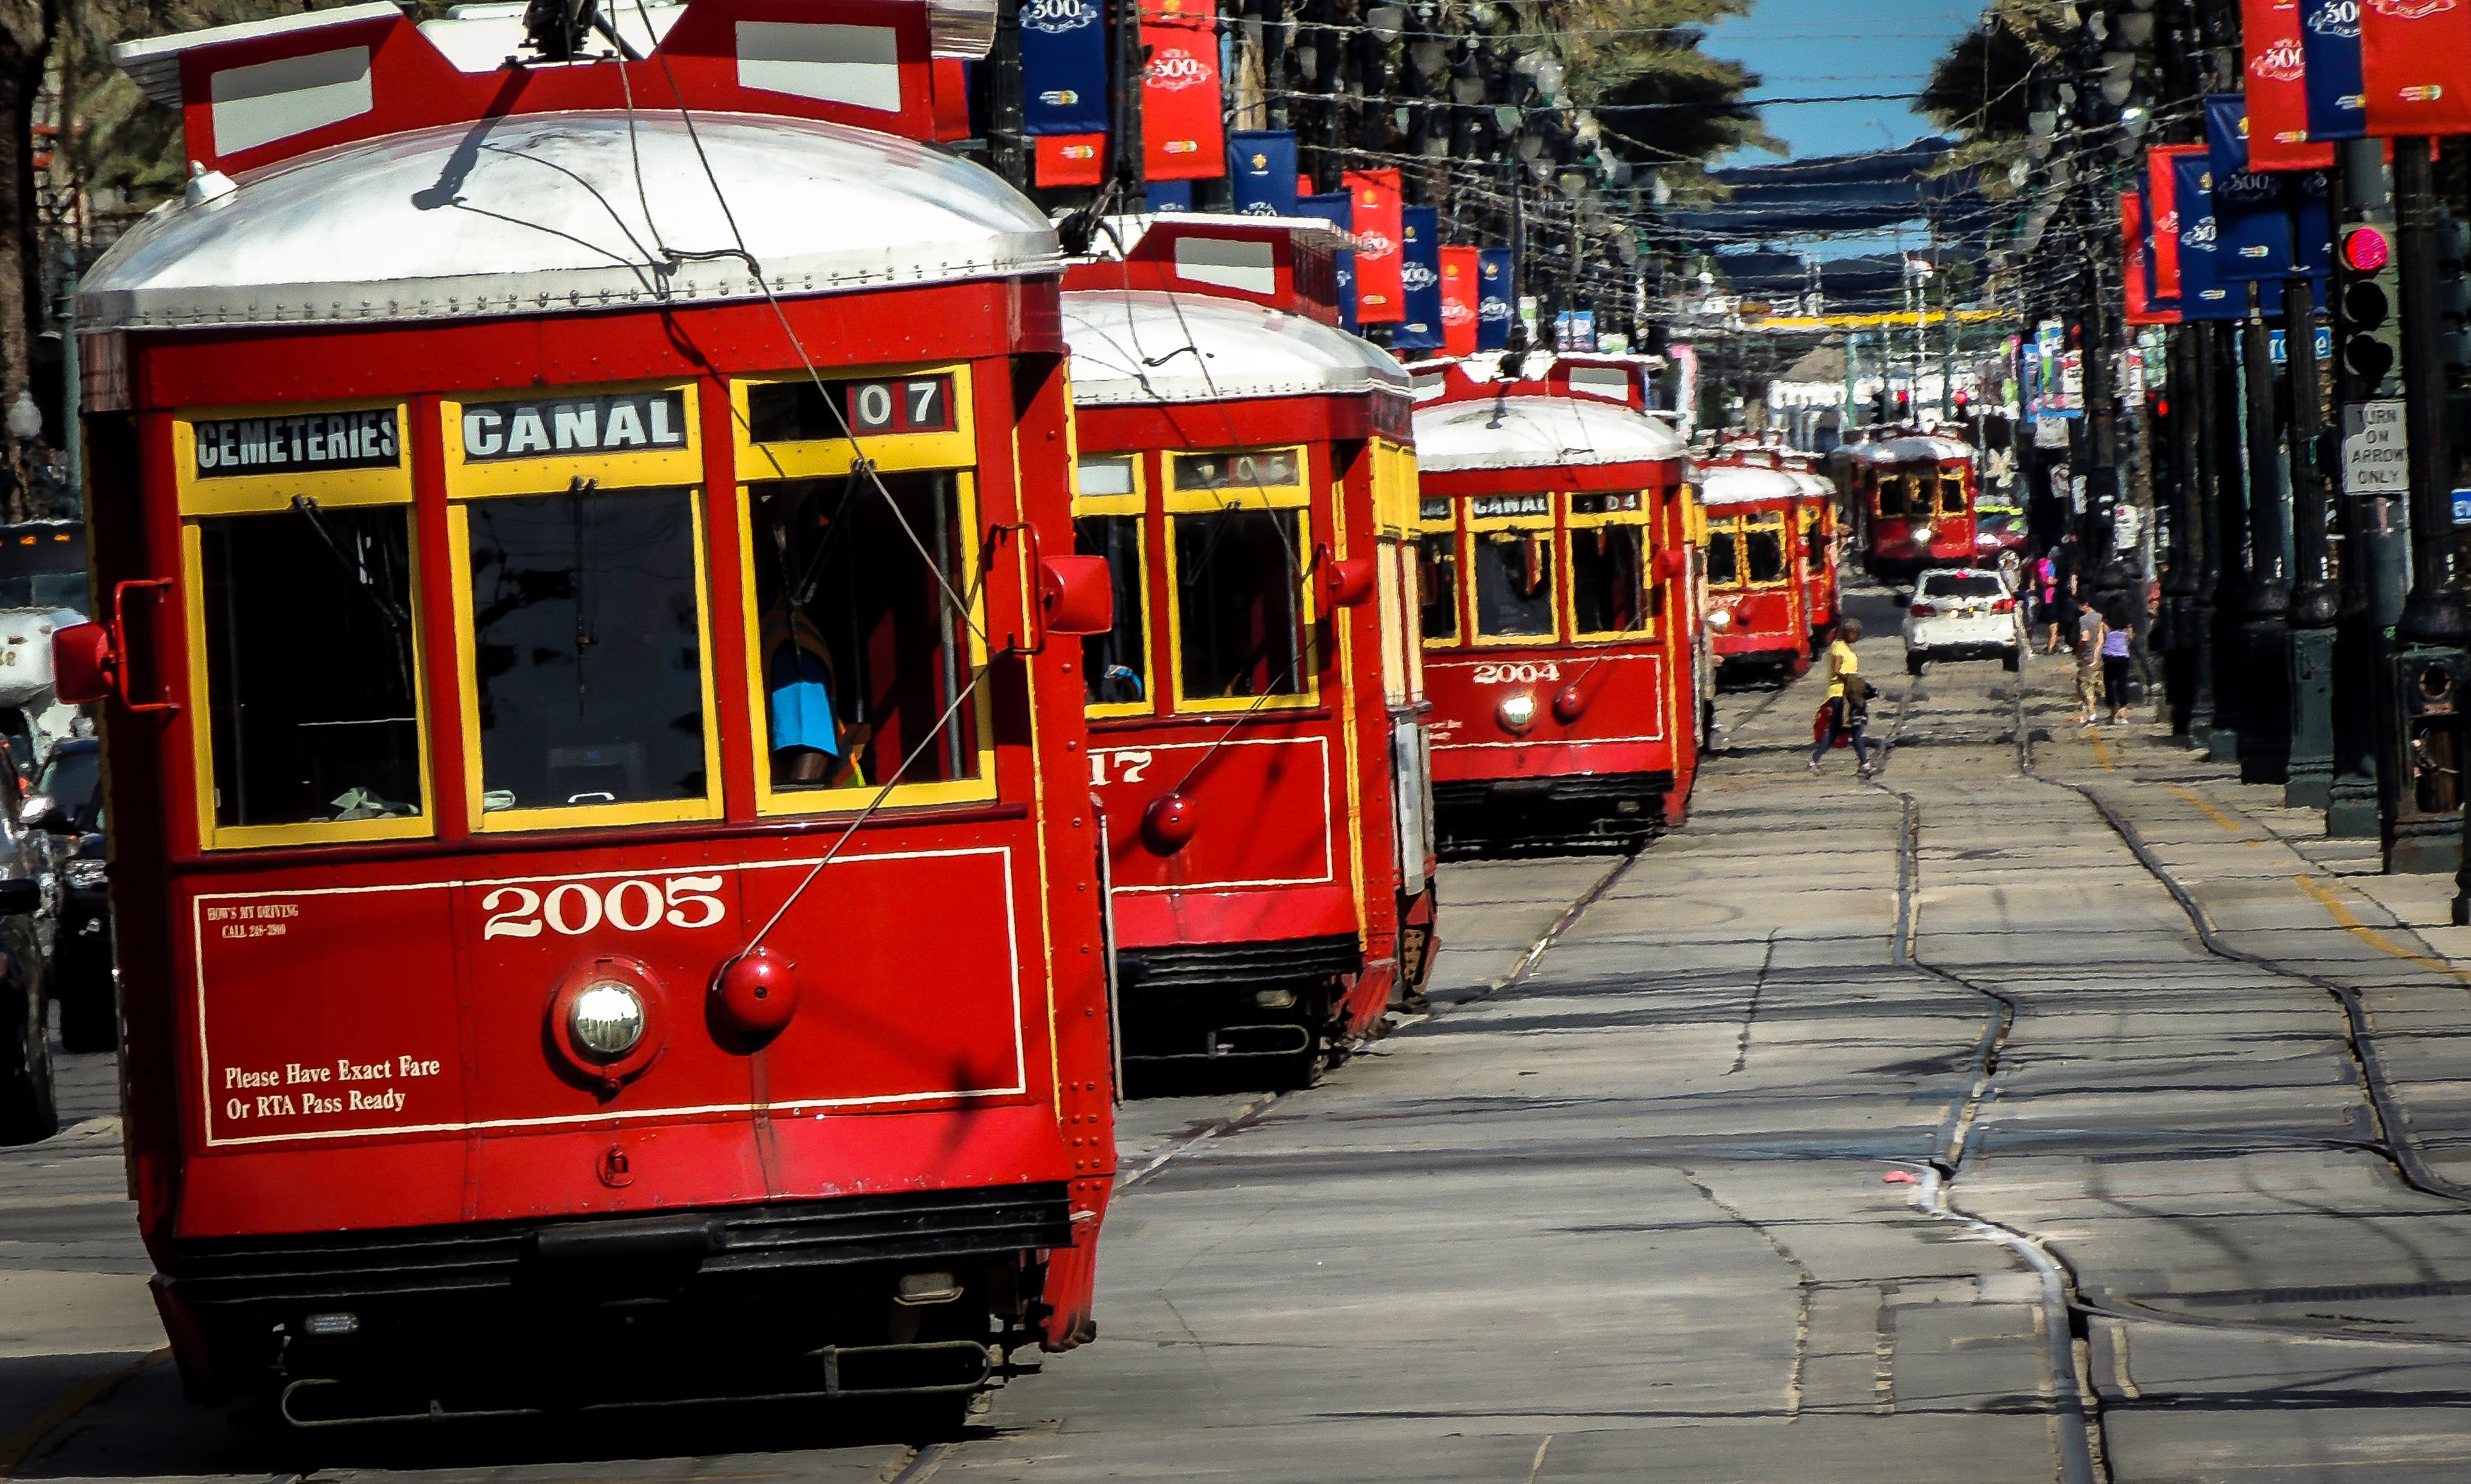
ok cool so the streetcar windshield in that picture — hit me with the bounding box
[36,745,98,832]
[466,485,707,811]
[1174,508,1307,701]
[1806,514,1829,572]
[752,473,981,790]
[199,504,423,827]
[1938,470,1968,514]
[1571,526,1648,636]
[1417,532,1460,642]
[1877,476,1909,518]
[1473,529,1556,638]
[1745,517,1788,584]
[1706,527,1740,587]
[1075,514,1149,708]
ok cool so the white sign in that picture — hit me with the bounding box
[2342,400,2408,497]
[2113,503,2144,551]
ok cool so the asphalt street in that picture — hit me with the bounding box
[11,584,2471,1481]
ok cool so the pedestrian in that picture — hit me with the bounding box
[2101,600,2134,724]
[2035,548,2062,652]
[1808,619,1877,776]
[2074,595,2104,726]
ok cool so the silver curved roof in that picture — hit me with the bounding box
[1413,394,1686,475]
[1697,462,1803,505]
[82,111,1059,332]
[1063,290,1409,406]
[1869,435,1976,463]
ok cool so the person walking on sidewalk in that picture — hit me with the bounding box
[2100,599,2134,724]
[2073,594,2105,726]
[1809,619,1877,776]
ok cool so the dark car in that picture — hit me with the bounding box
[25,739,107,1053]
[0,739,52,1142]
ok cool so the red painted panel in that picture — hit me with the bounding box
[1423,650,1669,778]
[1110,883,1360,953]
[1093,733,1334,894]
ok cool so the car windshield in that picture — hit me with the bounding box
[37,748,99,832]
[1923,574,2005,599]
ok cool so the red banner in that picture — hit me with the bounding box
[1141,1,1225,181]
[2148,146,2202,299]
[2243,0,2339,168]
[1036,134,1106,188]
[1440,245,1480,356]
[1345,168,1405,324]
[2360,0,2471,137]
[2122,192,2177,325]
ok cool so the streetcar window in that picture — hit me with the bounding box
[1173,509,1307,701]
[1473,530,1556,639]
[1805,514,1829,573]
[1938,472,1967,515]
[1877,478,1908,519]
[199,505,422,828]
[752,473,980,790]
[1745,518,1788,584]
[1079,456,1137,497]
[1571,526,1648,636]
[1417,532,1460,643]
[466,485,707,811]
[1074,515,1149,708]
[1172,448,1302,492]
[1706,526,1740,587]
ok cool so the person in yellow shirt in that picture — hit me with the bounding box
[1809,619,1876,776]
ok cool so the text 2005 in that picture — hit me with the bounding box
[480,875,726,939]
[1470,662,1562,685]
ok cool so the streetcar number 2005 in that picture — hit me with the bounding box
[481,875,726,939]
[1471,662,1561,684]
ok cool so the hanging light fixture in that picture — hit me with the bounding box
[1366,6,1406,42]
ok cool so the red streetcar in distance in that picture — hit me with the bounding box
[1060,216,1436,1077]
[1839,434,1981,578]
[1786,462,1844,646]
[1411,360,1701,849]
[65,0,1118,1427]
[1696,456,1835,677]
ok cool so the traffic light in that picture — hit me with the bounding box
[2336,214,2404,400]
[2434,207,2471,376]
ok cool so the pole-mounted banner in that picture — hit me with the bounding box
[1293,190,1359,335]
[1440,245,1481,357]
[1476,248,1513,350]
[1345,168,1406,324]
[2124,191,2181,325]
[2150,143,2206,297]
[1140,0,1225,181]
[2242,0,2339,167]
[2299,0,2369,141]
[1021,0,1109,137]
[1394,206,1444,351]
[2359,0,2471,136]
[1228,130,1299,216]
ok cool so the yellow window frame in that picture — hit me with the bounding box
[730,364,979,481]
[174,418,432,849]
[1565,493,1658,644]
[446,481,724,835]
[1071,452,1152,720]
[441,381,703,498]
[1413,498,1466,651]
[1464,492,1559,649]
[738,469,999,815]
[1162,452,1319,712]
[1735,510,1795,589]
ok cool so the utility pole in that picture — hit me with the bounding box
[2238,281,2292,785]
[2285,260,2336,808]
[2208,320,2251,762]
[2163,323,2210,739]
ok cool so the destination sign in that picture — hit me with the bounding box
[461,390,688,462]
[193,407,400,479]
[1470,493,1551,519]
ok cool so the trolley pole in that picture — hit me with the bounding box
[2238,282,2293,785]
[2285,265,2336,808]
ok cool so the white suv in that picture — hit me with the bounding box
[1902,567,2022,676]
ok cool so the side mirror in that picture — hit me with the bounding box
[1652,548,1689,582]
[15,794,63,835]
[1318,555,1377,609]
[53,623,115,707]
[1039,556,1116,637]
[0,876,40,916]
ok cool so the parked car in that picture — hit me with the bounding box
[0,739,52,1142]
[25,739,107,1053]
[1903,567,2023,676]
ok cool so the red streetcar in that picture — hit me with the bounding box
[1696,456,1836,677]
[1059,216,1435,1075]
[1411,362,1700,848]
[66,0,1118,1426]
[1839,434,1980,578]
[1787,463,1844,645]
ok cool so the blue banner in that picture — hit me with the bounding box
[2293,170,2334,277]
[1394,206,1444,351]
[2174,154,2289,319]
[1228,131,1299,217]
[1294,190,1358,334]
[1476,248,1513,350]
[2213,170,2294,282]
[1019,0,1108,137]
[1145,180,1193,212]
[2299,0,2366,142]
[2205,95,2250,181]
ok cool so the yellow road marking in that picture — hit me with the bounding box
[2292,873,2471,986]
[0,1348,168,1476]
[2163,783,2247,835]
[2088,730,2116,769]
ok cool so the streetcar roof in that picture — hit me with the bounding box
[1062,290,1409,406]
[79,110,1060,333]
[1696,462,1804,505]
[1412,392,1684,473]
[1866,435,1975,463]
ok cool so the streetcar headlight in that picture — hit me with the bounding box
[62,858,105,889]
[1498,693,1537,731]
[569,981,647,1061]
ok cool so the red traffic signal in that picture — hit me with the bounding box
[2343,225,2391,272]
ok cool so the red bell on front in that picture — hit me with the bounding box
[714,947,799,1039]
[1142,793,1198,855]
[1553,684,1588,724]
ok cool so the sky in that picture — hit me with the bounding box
[1699,0,1987,258]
